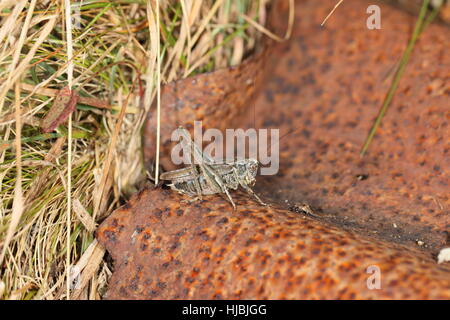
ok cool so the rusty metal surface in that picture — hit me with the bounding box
[97,188,450,299]
[98,0,450,299]
[240,0,450,250]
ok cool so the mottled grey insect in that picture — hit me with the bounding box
[159,127,266,209]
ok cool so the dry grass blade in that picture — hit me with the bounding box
[321,0,344,26]
[70,240,105,300]
[241,0,294,42]
[0,7,55,114]
[73,198,96,232]
[93,81,135,220]
[0,279,4,297]
[155,0,161,185]
[0,82,24,268]
[63,0,74,300]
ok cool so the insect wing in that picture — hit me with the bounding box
[208,163,234,175]
[159,167,196,181]
[159,163,233,181]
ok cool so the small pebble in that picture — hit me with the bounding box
[437,248,450,264]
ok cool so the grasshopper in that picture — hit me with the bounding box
[159,127,266,209]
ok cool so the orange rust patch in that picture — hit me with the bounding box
[97,188,450,299]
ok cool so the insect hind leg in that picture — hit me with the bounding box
[189,145,203,200]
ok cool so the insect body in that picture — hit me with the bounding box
[159,128,266,209]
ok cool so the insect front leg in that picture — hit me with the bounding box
[232,167,266,206]
[239,182,267,206]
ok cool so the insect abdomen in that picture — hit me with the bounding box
[172,171,239,196]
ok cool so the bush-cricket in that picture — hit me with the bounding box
[159,127,266,209]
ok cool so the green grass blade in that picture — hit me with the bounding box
[360,0,430,156]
